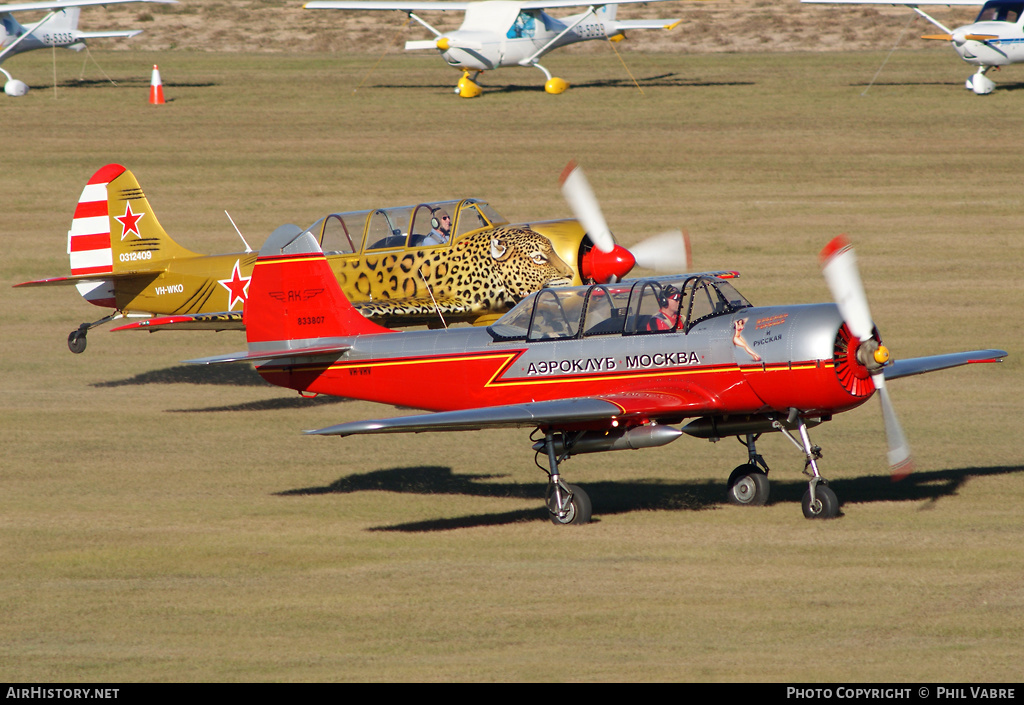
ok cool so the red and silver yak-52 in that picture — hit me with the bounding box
[192,226,1006,525]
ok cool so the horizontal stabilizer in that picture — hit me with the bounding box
[75,30,143,39]
[883,349,1007,380]
[613,19,681,31]
[187,340,353,366]
[111,312,244,333]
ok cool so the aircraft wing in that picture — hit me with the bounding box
[883,349,1007,380]
[0,0,177,11]
[306,0,687,11]
[110,312,245,333]
[307,388,723,436]
[801,0,982,4]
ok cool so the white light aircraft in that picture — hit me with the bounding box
[1,0,177,97]
[305,0,682,97]
[803,0,1024,94]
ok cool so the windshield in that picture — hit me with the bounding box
[976,1,1023,21]
[489,275,751,341]
[303,198,505,254]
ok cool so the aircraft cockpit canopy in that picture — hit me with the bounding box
[489,274,751,341]
[975,0,1024,22]
[301,198,508,255]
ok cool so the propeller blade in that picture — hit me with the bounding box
[559,161,615,253]
[629,229,692,273]
[821,236,914,479]
[921,33,954,40]
[820,235,874,343]
[873,372,914,480]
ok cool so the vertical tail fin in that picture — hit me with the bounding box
[245,226,392,347]
[68,164,198,278]
[43,7,81,31]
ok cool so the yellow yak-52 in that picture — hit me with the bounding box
[16,163,689,353]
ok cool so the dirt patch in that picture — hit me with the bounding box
[76,0,979,55]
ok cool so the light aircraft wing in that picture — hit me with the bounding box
[0,1,176,11]
[306,0,686,11]
[883,349,1006,380]
[801,1,982,4]
[307,389,723,437]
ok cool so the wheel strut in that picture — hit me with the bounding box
[67,312,125,354]
[539,431,592,525]
[772,409,840,519]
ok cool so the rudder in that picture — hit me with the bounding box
[68,164,198,279]
[245,225,392,346]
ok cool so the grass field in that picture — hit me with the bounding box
[2,47,1023,682]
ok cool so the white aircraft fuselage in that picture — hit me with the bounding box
[436,6,617,70]
[1,10,88,59]
[949,18,1024,66]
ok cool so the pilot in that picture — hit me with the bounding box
[423,208,452,246]
[647,285,681,332]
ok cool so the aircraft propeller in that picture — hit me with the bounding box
[820,235,913,480]
[559,161,691,283]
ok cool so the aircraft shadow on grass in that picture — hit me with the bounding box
[373,72,753,93]
[278,463,1024,532]
[33,78,217,91]
[93,363,353,412]
[852,80,1024,92]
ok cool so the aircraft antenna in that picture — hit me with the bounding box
[224,211,253,253]
[417,267,447,329]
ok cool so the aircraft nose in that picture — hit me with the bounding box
[581,244,636,283]
[436,36,451,51]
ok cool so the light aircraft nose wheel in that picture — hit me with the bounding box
[801,483,839,519]
[726,464,770,506]
[547,482,592,525]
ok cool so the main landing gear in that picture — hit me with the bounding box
[726,413,841,519]
[537,430,592,525]
[66,312,124,354]
[526,61,569,95]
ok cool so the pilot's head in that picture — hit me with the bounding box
[431,208,451,232]
[658,285,681,309]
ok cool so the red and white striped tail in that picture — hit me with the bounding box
[68,164,125,277]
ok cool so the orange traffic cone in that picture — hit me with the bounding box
[149,64,165,105]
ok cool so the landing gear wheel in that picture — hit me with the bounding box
[727,464,770,506]
[802,484,839,519]
[547,483,592,525]
[68,329,87,354]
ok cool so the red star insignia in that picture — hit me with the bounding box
[218,260,252,311]
[116,202,145,240]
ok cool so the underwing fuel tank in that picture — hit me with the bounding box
[532,424,683,456]
[681,414,827,440]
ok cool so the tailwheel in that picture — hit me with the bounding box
[67,328,88,354]
[726,464,770,506]
[802,482,839,520]
[547,481,592,525]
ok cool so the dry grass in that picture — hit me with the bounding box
[1,46,1022,682]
